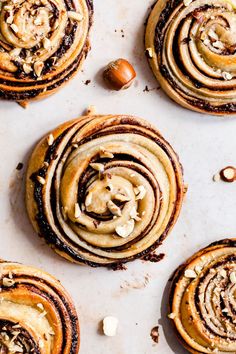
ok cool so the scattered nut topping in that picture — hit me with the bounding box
[212,41,225,50]
[23,63,32,74]
[74,203,81,219]
[90,163,104,173]
[34,18,42,25]
[222,71,233,81]
[37,303,44,310]
[212,173,220,182]
[10,23,18,33]
[134,185,146,200]
[103,316,118,337]
[222,308,229,313]
[38,339,44,348]
[195,265,202,274]
[106,183,113,192]
[37,176,46,185]
[115,219,135,238]
[85,193,92,207]
[130,206,141,221]
[6,13,14,24]
[183,0,192,6]
[34,61,44,77]
[2,277,15,287]
[219,269,227,278]
[86,105,96,115]
[43,37,51,49]
[208,29,218,41]
[113,193,130,202]
[184,269,197,278]
[47,133,54,146]
[107,200,121,217]
[99,147,114,159]
[150,326,159,344]
[68,11,83,22]
[168,313,176,319]
[230,272,236,284]
[145,47,153,58]
[10,48,21,57]
[103,58,136,91]
[220,166,236,182]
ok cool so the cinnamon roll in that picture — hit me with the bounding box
[169,239,236,353]
[0,0,93,103]
[0,260,79,353]
[26,114,185,267]
[145,0,236,115]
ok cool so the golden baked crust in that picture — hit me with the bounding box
[0,260,80,353]
[145,0,236,115]
[0,0,93,102]
[26,114,185,267]
[169,239,236,353]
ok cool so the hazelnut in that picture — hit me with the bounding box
[220,166,236,182]
[103,58,136,90]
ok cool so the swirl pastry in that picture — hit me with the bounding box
[169,239,236,353]
[26,114,185,267]
[0,0,93,102]
[145,0,236,115]
[0,260,79,353]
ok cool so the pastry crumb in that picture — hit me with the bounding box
[150,326,159,343]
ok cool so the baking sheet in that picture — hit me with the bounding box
[1,0,236,352]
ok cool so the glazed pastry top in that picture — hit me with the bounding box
[0,260,80,353]
[145,0,236,115]
[26,114,185,267]
[0,0,93,100]
[170,239,236,353]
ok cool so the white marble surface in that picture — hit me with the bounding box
[1,0,236,353]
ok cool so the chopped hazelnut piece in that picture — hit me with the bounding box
[68,11,83,22]
[134,185,146,200]
[10,24,18,33]
[230,272,236,284]
[34,61,44,77]
[103,316,118,337]
[74,203,81,219]
[184,269,197,278]
[37,176,46,185]
[222,72,233,81]
[220,166,236,182]
[146,47,153,58]
[183,0,192,6]
[2,277,15,287]
[47,134,54,146]
[107,200,121,216]
[168,313,176,319]
[90,163,104,173]
[115,219,134,238]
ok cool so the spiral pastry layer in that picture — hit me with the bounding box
[0,260,79,353]
[0,0,93,102]
[169,239,236,353]
[145,0,236,115]
[26,114,185,267]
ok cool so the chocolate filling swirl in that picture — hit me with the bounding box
[0,0,93,102]
[0,260,79,353]
[26,114,185,267]
[145,0,236,115]
[169,238,236,353]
